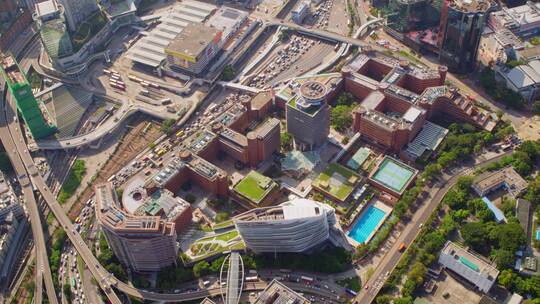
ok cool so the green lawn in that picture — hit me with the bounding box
[234,171,276,204]
[337,276,361,292]
[213,220,234,230]
[58,160,86,204]
[185,229,245,263]
[312,163,359,201]
[235,177,265,201]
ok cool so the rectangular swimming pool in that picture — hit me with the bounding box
[348,205,387,244]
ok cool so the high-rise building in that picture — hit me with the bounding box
[0,53,58,139]
[385,0,442,32]
[286,80,331,150]
[57,0,98,31]
[234,198,337,253]
[437,0,493,73]
[0,171,28,288]
[95,183,179,272]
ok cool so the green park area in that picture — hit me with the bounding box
[185,230,245,263]
[234,171,277,205]
[312,163,360,202]
[58,160,86,204]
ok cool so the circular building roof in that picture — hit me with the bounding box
[299,80,327,103]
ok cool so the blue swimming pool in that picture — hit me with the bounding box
[348,205,387,244]
[536,229,540,241]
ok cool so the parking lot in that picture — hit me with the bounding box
[416,271,482,304]
[244,33,337,88]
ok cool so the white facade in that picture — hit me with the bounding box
[234,198,337,253]
[292,1,309,24]
[439,241,499,293]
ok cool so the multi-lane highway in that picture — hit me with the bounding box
[0,37,59,304]
[0,100,58,304]
[354,152,512,304]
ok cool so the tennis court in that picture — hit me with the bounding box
[371,157,417,194]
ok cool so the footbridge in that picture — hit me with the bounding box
[220,252,245,304]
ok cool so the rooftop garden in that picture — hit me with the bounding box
[71,11,107,52]
[312,163,360,202]
[234,171,278,205]
[183,230,245,264]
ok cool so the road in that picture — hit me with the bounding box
[354,152,512,304]
[0,38,59,304]
[0,105,58,304]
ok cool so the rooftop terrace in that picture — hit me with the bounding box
[233,171,278,205]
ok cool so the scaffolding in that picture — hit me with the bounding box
[0,53,57,139]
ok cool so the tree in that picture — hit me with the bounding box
[461,222,489,254]
[193,261,210,278]
[331,105,353,132]
[422,163,441,181]
[220,65,236,81]
[280,132,292,151]
[63,284,72,303]
[215,212,230,223]
[394,297,414,304]
[489,221,526,252]
[494,249,515,270]
[0,152,13,173]
[498,269,515,289]
[160,119,176,135]
[335,92,356,106]
[354,244,369,260]
[533,101,540,115]
[278,29,290,42]
[185,193,196,203]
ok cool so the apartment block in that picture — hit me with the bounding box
[95,183,179,272]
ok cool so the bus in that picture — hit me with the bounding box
[345,288,357,296]
[103,69,111,75]
[175,130,185,138]
[245,276,258,282]
[128,75,141,82]
[300,276,314,284]
[279,269,292,273]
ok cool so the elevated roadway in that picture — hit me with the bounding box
[0,64,123,303]
[0,99,58,304]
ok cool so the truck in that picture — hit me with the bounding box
[161,98,172,105]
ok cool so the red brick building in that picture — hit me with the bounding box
[345,52,497,152]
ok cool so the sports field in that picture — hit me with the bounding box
[371,157,417,194]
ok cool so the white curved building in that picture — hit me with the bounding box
[234,198,337,253]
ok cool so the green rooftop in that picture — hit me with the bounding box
[312,163,360,202]
[234,171,278,205]
[287,96,321,116]
[347,147,371,171]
